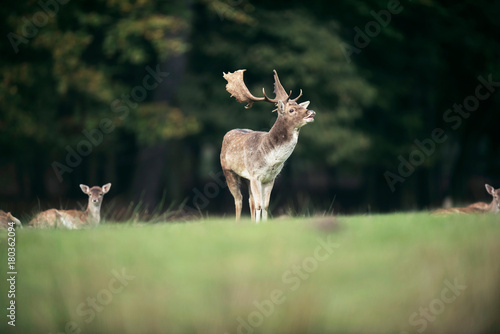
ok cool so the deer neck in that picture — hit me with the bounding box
[254,116,299,171]
[85,202,101,225]
[488,199,500,213]
[267,116,299,148]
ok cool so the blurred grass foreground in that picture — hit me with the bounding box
[1,213,500,334]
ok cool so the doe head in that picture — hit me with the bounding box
[80,183,112,206]
[485,184,500,212]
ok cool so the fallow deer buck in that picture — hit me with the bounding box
[29,183,111,228]
[433,184,500,215]
[221,69,316,222]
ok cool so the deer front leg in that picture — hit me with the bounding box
[249,179,264,223]
[262,180,275,221]
[246,180,256,221]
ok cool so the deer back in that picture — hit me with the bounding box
[0,210,22,228]
[29,209,62,228]
[29,209,89,228]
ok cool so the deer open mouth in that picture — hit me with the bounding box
[305,110,316,121]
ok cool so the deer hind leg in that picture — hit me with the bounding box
[224,170,243,220]
[250,179,264,223]
[261,181,275,221]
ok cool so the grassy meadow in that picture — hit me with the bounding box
[1,213,500,334]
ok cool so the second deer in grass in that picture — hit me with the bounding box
[0,210,22,229]
[433,184,499,215]
[221,70,315,222]
[29,183,111,228]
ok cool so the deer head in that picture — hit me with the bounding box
[80,183,111,208]
[223,69,315,128]
[485,184,500,212]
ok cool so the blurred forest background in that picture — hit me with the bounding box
[1,0,499,220]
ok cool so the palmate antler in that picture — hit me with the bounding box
[223,69,302,110]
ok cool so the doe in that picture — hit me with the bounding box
[433,184,499,215]
[0,210,22,229]
[29,183,111,228]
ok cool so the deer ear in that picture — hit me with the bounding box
[299,101,310,109]
[277,100,285,113]
[485,184,495,195]
[80,184,90,194]
[102,183,112,194]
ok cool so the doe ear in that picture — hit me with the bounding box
[485,184,495,195]
[277,100,285,113]
[299,101,310,109]
[102,183,112,194]
[80,184,90,194]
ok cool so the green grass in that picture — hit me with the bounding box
[1,213,500,334]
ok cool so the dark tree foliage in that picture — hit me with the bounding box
[1,0,499,214]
